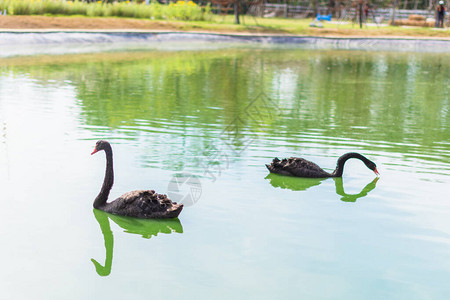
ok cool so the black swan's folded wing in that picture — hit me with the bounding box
[266,157,331,178]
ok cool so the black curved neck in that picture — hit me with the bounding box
[331,152,370,177]
[94,144,114,209]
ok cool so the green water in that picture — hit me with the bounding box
[0,49,449,299]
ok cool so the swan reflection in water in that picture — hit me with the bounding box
[91,209,183,276]
[265,173,379,202]
[333,177,379,202]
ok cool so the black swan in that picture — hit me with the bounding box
[91,140,183,219]
[266,152,379,178]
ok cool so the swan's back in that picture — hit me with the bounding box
[266,157,331,178]
[103,190,183,219]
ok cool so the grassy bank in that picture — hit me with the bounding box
[215,16,450,37]
[0,11,449,38]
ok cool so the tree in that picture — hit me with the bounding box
[234,0,240,24]
[391,0,398,24]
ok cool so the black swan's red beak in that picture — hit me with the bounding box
[91,146,98,155]
[374,168,380,176]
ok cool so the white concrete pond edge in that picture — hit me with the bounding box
[0,30,449,57]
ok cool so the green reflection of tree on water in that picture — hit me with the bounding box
[91,209,183,277]
[2,50,449,167]
[265,173,379,202]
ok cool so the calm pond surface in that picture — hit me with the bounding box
[0,48,449,299]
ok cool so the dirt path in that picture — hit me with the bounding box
[0,15,189,31]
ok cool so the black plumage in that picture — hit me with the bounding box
[266,152,379,178]
[91,140,183,219]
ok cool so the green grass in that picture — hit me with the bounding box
[180,15,450,37]
[132,15,448,38]
[0,0,212,21]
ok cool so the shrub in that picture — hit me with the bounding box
[0,0,212,21]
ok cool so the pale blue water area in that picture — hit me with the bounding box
[0,46,449,299]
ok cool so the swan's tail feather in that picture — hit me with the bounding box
[266,157,283,173]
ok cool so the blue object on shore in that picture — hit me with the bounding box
[317,14,331,21]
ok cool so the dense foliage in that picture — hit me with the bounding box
[0,0,212,21]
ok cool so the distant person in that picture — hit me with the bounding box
[364,3,370,21]
[437,1,446,28]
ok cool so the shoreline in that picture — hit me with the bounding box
[1,28,450,41]
[1,16,449,56]
[0,15,449,37]
[0,31,449,57]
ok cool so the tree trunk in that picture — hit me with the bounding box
[359,1,363,28]
[234,0,240,24]
[313,0,319,16]
[391,0,398,24]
